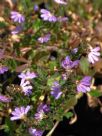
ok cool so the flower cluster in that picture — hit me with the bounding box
[0,0,102,136]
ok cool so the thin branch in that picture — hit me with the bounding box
[46,121,59,136]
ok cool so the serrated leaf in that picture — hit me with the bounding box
[80,57,89,74]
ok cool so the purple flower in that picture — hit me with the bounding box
[34,110,44,120]
[11,26,22,35]
[0,66,8,74]
[38,34,51,43]
[0,95,11,103]
[34,4,39,11]
[29,127,43,136]
[51,81,62,99]
[20,79,32,95]
[88,47,100,64]
[54,0,67,5]
[18,70,37,81]
[40,9,57,22]
[10,105,30,121]
[37,104,50,113]
[35,104,50,120]
[72,48,78,54]
[11,11,25,23]
[77,76,92,93]
[61,56,79,70]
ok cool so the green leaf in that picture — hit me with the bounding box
[89,89,102,97]
[79,57,89,74]
[64,111,73,119]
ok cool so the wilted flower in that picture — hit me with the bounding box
[11,26,22,35]
[61,56,79,70]
[0,95,11,103]
[51,81,62,99]
[0,66,8,74]
[57,17,68,22]
[10,105,30,121]
[54,0,67,5]
[40,9,57,22]
[18,70,37,81]
[0,49,4,60]
[88,47,100,64]
[34,110,44,120]
[77,76,92,93]
[35,104,50,120]
[29,127,44,136]
[38,34,51,43]
[20,79,32,95]
[11,11,25,23]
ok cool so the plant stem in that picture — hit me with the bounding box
[46,121,59,136]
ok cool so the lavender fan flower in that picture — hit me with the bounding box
[51,81,62,99]
[77,76,92,93]
[10,105,30,121]
[35,104,50,120]
[0,95,11,103]
[0,66,8,74]
[88,47,100,64]
[29,127,43,136]
[54,0,67,5]
[11,26,22,35]
[61,56,79,70]
[37,104,50,113]
[20,79,32,95]
[38,34,51,43]
[11,11,25,23]
[34,110,44,120]
[18,70,37,81]
[40,9,57,22]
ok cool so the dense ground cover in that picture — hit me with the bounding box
[0,0,102,136]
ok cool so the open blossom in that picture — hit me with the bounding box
[10,106,30,121]
[20,79,32,95]
[40,9,57,22]
[54,0,67,5]
[77,76,92,93]
[61,56,79,70]
[0,95,11,103]
[38,34,51,43]
[29,128,43,136]
[11,11,25,23]
[18,70,37,81]
[51,81,62,99]
[88,47,100,64]
[0,66,8,74]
